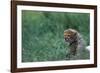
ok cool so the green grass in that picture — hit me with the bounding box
[22,10,90,62]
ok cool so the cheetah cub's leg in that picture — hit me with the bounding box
[69,43,78,60]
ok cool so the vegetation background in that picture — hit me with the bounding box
[22,10,90,62]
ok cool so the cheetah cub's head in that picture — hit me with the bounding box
[64,29,77,43]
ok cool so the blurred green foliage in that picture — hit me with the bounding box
[22,10,90,62]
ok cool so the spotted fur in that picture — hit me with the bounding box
[64,29,86,59]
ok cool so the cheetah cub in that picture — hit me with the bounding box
[64,29,87,60]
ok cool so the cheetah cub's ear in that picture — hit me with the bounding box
[68,29,77,34]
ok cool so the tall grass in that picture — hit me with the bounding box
[22,10,90,62]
